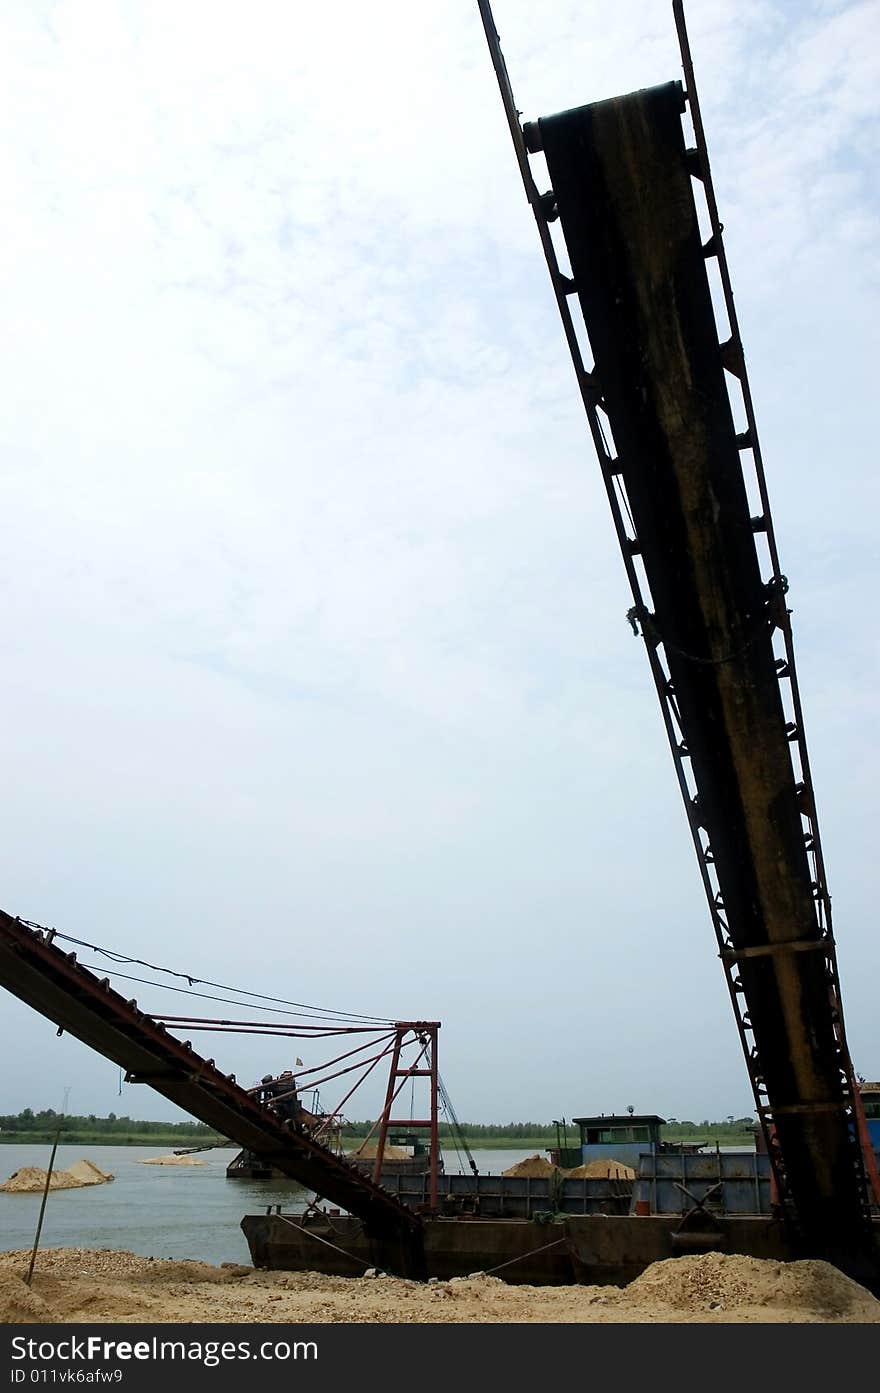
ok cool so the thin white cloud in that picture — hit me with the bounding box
[0,1,875,1124]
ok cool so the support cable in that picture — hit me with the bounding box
[20,919,393,1025]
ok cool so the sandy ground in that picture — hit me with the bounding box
[1,1248,878,1324]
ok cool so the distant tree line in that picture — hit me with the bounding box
[342,1117,757,1140]
[339,1120,559,1139]
[1,1111,560,1141]
[0,1109,223,1140]
[662,1117,756,1137]
[0,1110,758,1144]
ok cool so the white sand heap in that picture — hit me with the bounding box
[0,1160,114,1194]
[137,1154,205,1166]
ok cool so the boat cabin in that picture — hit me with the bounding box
[571,1113,666,1170]
[860,1082,880,1152]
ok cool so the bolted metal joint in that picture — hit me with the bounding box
[537,190,558,222]
[522,120,543,153]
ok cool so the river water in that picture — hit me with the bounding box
[0,1144,540,1267]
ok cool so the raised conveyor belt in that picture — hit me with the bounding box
[0,911,423,1274]
[532,80,875,1274]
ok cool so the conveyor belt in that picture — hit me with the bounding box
[478,1,877,1282]
[0,911,424,1275]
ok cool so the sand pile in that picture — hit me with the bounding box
[1,1167,74,1194]
[351,1143,411,1162]
[0,1274,53,1324]
[65,1160,114,1185]
[623,1252,880,1319]
[1,1247,877,1324]
[137,1154,205,1166]
[501,1154,556,1178]
[0,1160,114,1193]
[501,1154,636,1180]
[564,1159,636,1180]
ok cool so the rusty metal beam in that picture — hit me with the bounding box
[0,911,424,1272]
[477,1,876,1285]
[535,82,874,1273]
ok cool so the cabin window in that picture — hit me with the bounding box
[586,1125,652,1144]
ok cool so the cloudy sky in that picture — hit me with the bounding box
[0,0,876,1129]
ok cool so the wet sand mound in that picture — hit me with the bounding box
[624,1252,879,1319]
[501,1154,556,1178]
[564,1159,635,1180]
[137,1154,205,1166]
[1,1160,114,1193]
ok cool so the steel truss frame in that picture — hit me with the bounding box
[477,0,872,1234]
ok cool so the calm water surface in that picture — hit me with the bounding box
[0,1145,539,1267]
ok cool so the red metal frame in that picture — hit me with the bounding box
[0,912,423,1250]
[151,1011,445,1203]
[370,1023,441,1209]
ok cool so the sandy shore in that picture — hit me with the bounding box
[1,1248,878,1324]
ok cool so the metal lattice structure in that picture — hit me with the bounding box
[369,1023,441,1207]
[0,910,425,1274]
[478,0,876,1276]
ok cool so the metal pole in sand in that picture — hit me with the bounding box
[25,1125,62,1287]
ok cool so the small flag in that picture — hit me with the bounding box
[295,1057,303,1067]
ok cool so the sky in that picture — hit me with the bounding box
[0,0,877,1129]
